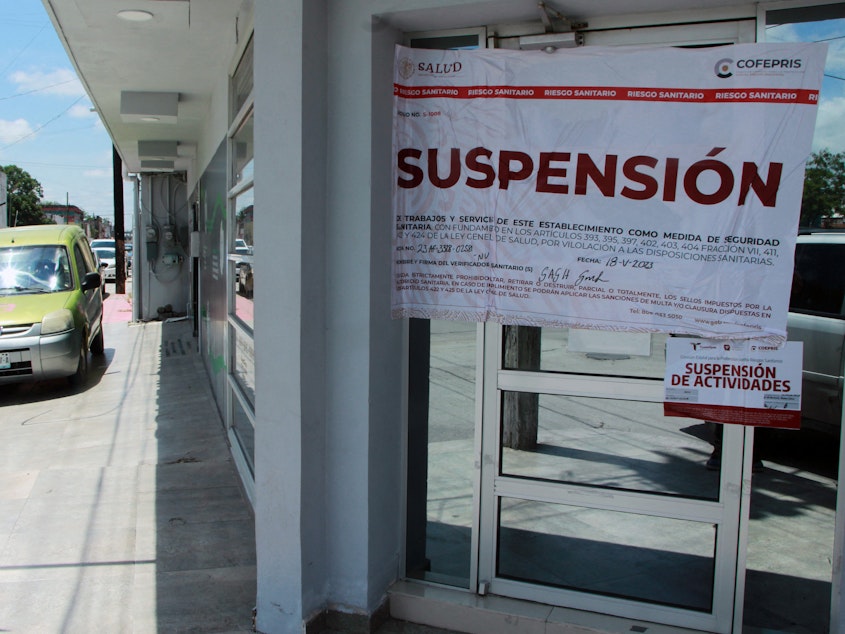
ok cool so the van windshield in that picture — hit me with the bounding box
[0,245,73,295]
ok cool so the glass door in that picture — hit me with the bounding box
[402,15,787,633]
[477,324,751,632]
[469,17,760,633]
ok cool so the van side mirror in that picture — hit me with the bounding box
[82,271,102,291]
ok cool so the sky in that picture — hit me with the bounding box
[0,0,132,229]
[766,16,845,154]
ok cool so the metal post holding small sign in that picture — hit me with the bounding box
[664,337,803,429]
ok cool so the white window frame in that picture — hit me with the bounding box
[226,35,256,504]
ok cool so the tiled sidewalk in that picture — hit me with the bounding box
[0,318,256,632]
[102,288,133,324]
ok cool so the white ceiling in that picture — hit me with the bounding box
[43,0,750,176]
[43,0,250,175]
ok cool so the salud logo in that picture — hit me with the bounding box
[398,57,415,80]
[715,58,733,78]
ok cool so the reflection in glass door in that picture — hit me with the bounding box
[479,324,748,632]
[744,5,845,631]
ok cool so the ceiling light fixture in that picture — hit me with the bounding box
[138,140,179,158]
[121,91,179,124]
[117,10,154,22]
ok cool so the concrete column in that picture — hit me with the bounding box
[323,0,405,620]
[253,1,328,632]
[254,0,426,630]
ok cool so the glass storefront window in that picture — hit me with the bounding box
[499,393,720,500]
[227,32,255,482]
[232,392,255,475]
[406,319,477,588]
[231,36,253,116]
[497,498,716,612]
[502,325,668,379]
[232,186,254,329]
[232,114,254,186]
[404,27,486,591]
[231,324,255,409]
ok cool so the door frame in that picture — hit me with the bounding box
[476,323,750,632]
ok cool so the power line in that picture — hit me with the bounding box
[0,95,84,150]
[0,22,48,78]
[0,78,81,101]
[815,34,845,43]
[23,122,101,137]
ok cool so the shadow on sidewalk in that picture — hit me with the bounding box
[148,319,256,631]
[0,318,256,632]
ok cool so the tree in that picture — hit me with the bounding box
[3,164,50,226]
[799,149,845,228]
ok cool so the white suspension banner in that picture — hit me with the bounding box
[391,43,826,342]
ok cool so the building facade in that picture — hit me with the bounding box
[44,1,845,633]
[41,204,84,225]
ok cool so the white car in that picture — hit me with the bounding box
[92,247,117,282]
[90,238,115,250]
[787,232,845,433]
[91,239,131,277]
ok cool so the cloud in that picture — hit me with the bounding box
[813,96,845,153]
[83,169,110,178]
[8,68,85,98]
[823,39,845,78]
[0,118,34,144]
[69,103,96,118]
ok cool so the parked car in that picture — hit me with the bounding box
[91,238,131,278]
[0,225,104,387]
[235,238,254,298]
[89,238,114,249]
[92,247,117,282]
[787,231,845,433]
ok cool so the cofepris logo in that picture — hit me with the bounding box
[715,58,734,78]
[715,56,804,79]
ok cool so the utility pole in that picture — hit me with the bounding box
[113,146,126,294]
[0,169,7,228]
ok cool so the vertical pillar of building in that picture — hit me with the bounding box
[253,1,329,632]
[322,3,406,626]
[254,1,406,631]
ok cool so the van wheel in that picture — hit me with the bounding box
[90,327,105,355]
[69,341,89,388]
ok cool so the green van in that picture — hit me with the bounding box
[0,225,104,387]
